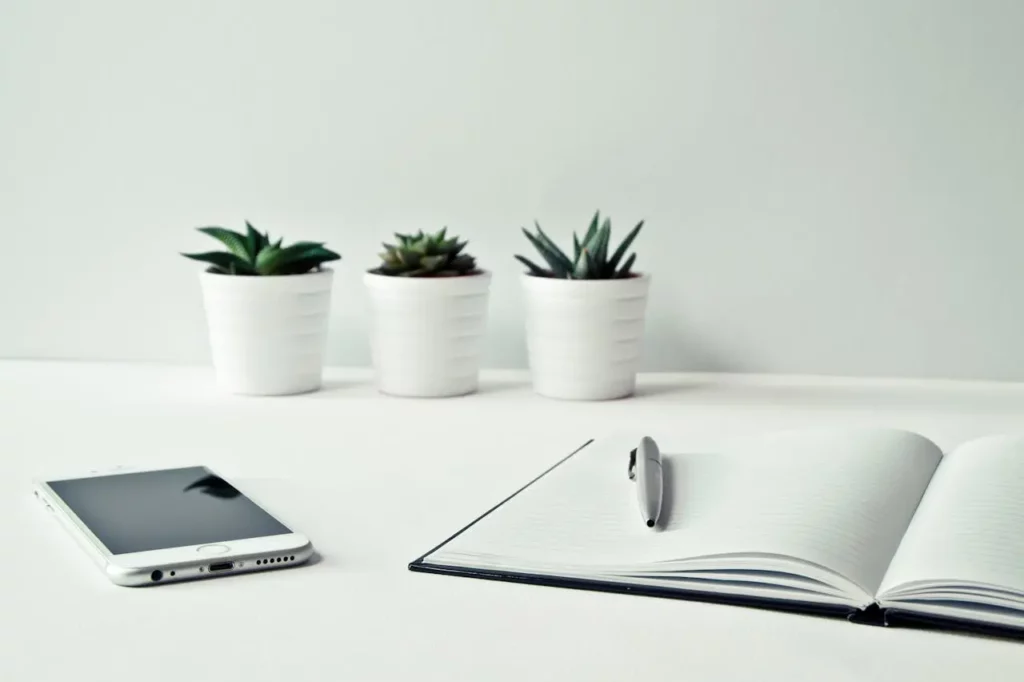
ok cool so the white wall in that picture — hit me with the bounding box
[3,0,1023,379]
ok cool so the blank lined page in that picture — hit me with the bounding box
[431,429,942,595]
[879,435,1024,596]
[434,432,683,568]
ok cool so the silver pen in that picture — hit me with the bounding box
[628,436,663,528]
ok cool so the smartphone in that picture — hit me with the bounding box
[33,465,314,586]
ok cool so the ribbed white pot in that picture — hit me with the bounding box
[522,273,650,400]
[199,269,334,396]
[364,271,491,397]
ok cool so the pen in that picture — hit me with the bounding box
[628,436,663,528]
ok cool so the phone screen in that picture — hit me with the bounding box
[46,467,291,554]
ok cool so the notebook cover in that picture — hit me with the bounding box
[408,438,860,625]
[882,608,1024,642]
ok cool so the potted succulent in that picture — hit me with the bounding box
[182,222,340,395]
[364,228,490,397]
[515,211,648,400]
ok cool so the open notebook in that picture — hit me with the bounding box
[410,429,1024,639]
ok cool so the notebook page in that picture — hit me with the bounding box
[431,429,941,595]
[878,435,1024,598]
[435,432,682,568]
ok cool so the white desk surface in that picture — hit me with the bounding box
[3,360,1024,681]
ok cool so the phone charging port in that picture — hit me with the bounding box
[209,562,234,572]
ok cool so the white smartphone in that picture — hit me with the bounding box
[33,465,314,586]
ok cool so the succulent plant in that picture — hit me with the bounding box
[515,210,643,279]
[371,228,479,277]
[182,222,340,275]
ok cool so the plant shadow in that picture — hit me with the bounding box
[631,383,706,399]
[296,379,367,398]
[472,380,528,395]
[318,379,359,393]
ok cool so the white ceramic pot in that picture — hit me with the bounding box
[364,271,491,397]
[199,269,334,395]
[521,273,650,400]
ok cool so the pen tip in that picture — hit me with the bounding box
[646,519,655,528]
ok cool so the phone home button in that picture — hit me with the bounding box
[196,544,230,555]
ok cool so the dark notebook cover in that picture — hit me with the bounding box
[408,438,1024,642]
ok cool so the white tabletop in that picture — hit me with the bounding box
[3,360,1024,681]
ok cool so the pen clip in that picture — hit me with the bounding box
[628,448,637,481]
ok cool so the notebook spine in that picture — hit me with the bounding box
[847,602,886,627]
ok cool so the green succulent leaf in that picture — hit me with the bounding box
[450,254,475,271]
[580,222,601,253]
[595,218,612,268]
[183,221,342,276]
[532,222,574,273]
[515,254,549,277]
[373,228,479,277]
[397,249,420,267]
[516,210,644,279]
[244,222,263,259]
[284,240,326,250]
[263,243,337,275]
[521,228,569,276]
[616,252,637,278]
[197,227,250,262]
[572,249,591,279]
[420,254,445,271]
[275,249,341,275]
[254,245,281,274]
[607,220,643,272]
[182,251,256,275]
[583,210,600,248]
[443,239,466,256]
